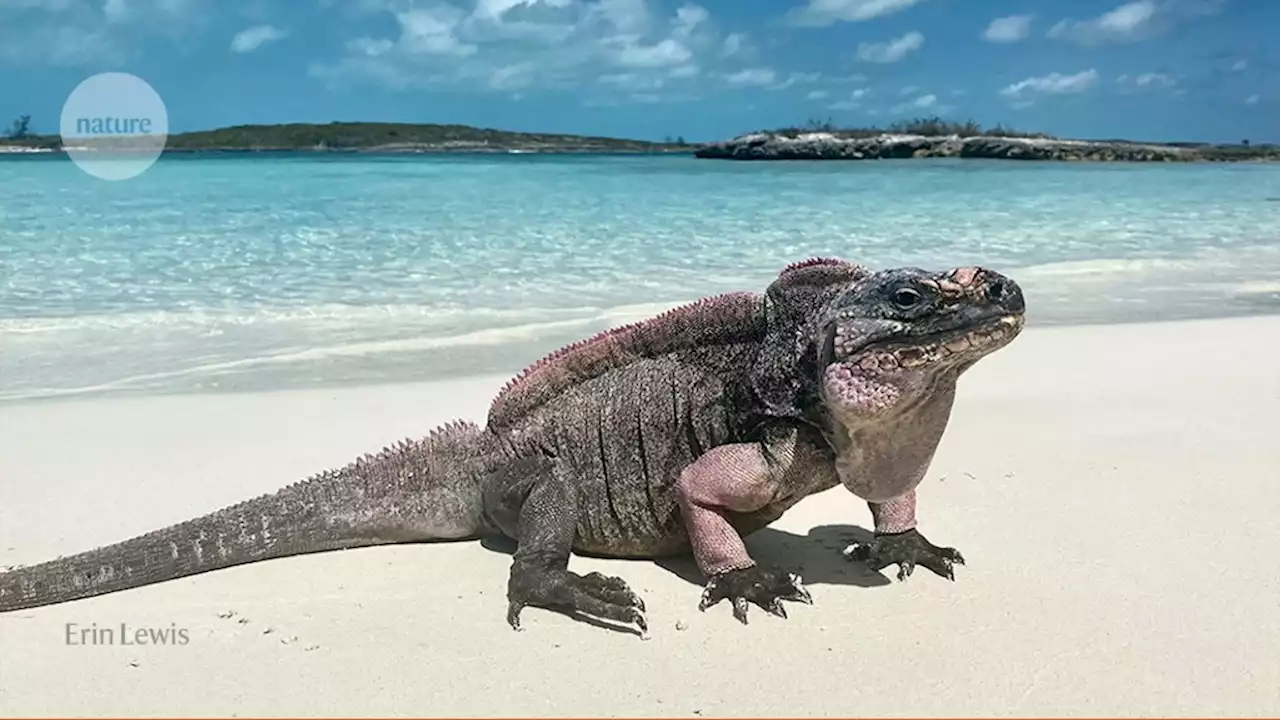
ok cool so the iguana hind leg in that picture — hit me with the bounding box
[501,466,647,633]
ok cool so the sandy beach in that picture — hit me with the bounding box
[1,314,1277,717]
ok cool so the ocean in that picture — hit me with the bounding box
[2,153,1278,403]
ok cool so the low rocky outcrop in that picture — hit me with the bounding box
[693,132,1276,162]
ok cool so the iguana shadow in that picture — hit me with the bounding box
[480,523,891,590]
[652,524,892,589]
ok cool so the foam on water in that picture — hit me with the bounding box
[2,154,1278,402]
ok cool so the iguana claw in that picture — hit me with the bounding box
[698,566,812,624]
[506,567,648,633]
[843,528,965,581]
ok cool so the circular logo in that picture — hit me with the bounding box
[60,72,169,181]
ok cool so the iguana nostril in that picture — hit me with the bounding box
[986,275,1026,313]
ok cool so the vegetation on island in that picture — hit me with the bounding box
[770,115,1055,139]
[7,114,31,139]
[162,121,693,152]
[0,117,688,153]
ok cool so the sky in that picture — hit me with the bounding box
[0,0,1276,143]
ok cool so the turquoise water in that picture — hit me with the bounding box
[2,153,1278,401]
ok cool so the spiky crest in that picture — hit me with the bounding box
[188,419,482,520]
[780,256,851,275]
[772,256,871,293]
[486,291,765,429]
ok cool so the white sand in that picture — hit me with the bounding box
[1,315,1278,717]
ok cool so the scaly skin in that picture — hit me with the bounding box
[0,258,1025,636]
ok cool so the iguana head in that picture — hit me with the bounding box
[751,258,1025,425]
[817,265,1025,420]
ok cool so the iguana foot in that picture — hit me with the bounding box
[506,566,647,633]
[843,528,965,581]
[698,566,812,624]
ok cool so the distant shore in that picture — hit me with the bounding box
[694,131,1280,163]
[3,119,1277,162]
[0,121,691,156]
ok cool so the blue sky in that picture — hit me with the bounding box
[1,0,1275,142]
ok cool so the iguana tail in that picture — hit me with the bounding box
[0,420,495,612]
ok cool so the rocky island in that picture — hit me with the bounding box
[695,121,1279,163]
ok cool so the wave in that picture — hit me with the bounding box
[0,299,692,403]
[1010,243,1280,281]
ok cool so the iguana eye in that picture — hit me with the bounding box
[890,287,924,310]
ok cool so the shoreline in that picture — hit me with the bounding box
[2,313,1277,716]
[2,311,1278,408]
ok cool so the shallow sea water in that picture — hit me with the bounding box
[2,153,1277,401]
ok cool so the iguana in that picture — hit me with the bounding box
[0,257,1025,634]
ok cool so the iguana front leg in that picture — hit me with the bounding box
[674,428,833,624]
[844,489,965,581]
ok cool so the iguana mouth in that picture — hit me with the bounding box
[823,314,1025,372]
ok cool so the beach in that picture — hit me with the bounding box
[2,313,1277,717]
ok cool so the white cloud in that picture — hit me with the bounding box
[1048,0,1222,45]
[828,87,870,110]
[0,0,205,65]
[786,0,924,27]
[1230,59,1248,72]
[1048,0,1155,43]
[723,67,776,87]
[1134,72,1175,87]
[99,0,202,24]
[230,24,288,54]
[490,61,537,89]
[396,6,477,56]
[1244,94,1260,106]
[616,38,691,68]
[1116,71,1177,91]
[1000,69,1099,99]
[983,14,1031,42]
[856,30,923,64]
[311,0,744,102]
[899,84,918,95]
[718,67,820,90]
[890,92,943,114]
[721,32,745,57]
[806,89,830,101]
[673,2,708,33]
[769,71,821,90]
